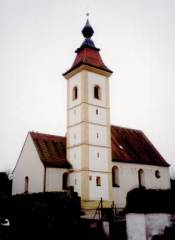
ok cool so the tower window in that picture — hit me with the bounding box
[96,109,98,115]
[96,176,101,186]
[97,133,99,139]
[94,85,101,99]
[97,152,99,158]
[138,169,145,188]
[73,86,78,100]
[112,166,119,187]
[24,176,29,193]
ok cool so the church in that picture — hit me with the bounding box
[12,18,170,211]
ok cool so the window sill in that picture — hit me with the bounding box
[113,184,120,188]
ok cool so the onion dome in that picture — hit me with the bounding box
[82,19,94,38]
[77,18,97,51]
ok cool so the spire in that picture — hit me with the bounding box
[63,16,112,77]
[77,16,97,51]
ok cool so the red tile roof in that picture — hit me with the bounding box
[30,132,71,168]
[30,126,169,168]
[111,125,169,167]
[63,47,112,76]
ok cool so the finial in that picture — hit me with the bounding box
[82,15,94,39]
[86,12,89,17]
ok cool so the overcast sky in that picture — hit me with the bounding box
[0,0,175,172]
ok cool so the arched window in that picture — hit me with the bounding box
[138,169,145,188]
[94,85,101,99]
[24,176,29,193]
[112,166,119,187]
[73,86,78,100]
[63,172,68,190]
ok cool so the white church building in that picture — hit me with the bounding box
[12,19,170,210]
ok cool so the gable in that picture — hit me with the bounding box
[12,133,45,195]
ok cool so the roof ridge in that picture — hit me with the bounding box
[29,131,65,139]
[111,124,142,133]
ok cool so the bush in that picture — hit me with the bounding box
[0,192,81,240]
[125,188,175,213]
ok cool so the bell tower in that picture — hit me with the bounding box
[63,18,113,210]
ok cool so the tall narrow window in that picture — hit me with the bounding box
[75,178,78,185]
[24,176,29,193]
[96,176,101,186]
[73,86,78,100]
[138,169,145,188]
[94,85,101,99]
[112,166,119,187]
[63,172,68,190]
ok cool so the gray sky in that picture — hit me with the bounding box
[0,0,175,172]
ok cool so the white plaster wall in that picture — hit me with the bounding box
[89,146,108,171]
[67,124,81,147]
[144,166,170,189]
[69,172,81,196]
[68,123,110,147]
[126,213,171,240]
[87,72,109,108]
[45,168,67,192]
[67,73,81,109]
[12,134,44,195]
[112,162,170,208]
[146,214,171,240]
[88,105,108,125]
[88,124,109,147]
[68,105,81,126]
[126,214,147,240]
[89,172,109,200]
[68,146,82,170]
